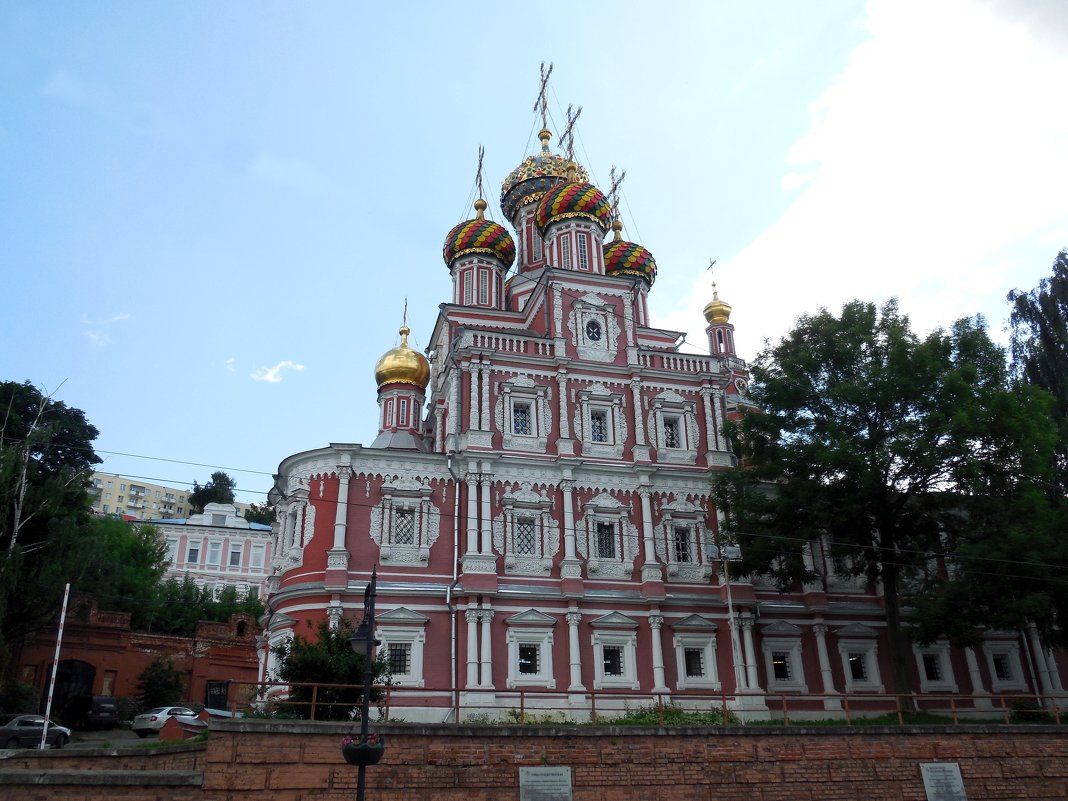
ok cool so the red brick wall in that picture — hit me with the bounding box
[1,723,1065,800]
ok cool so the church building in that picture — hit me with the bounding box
[262,107,1064,721]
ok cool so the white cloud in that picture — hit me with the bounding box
[225,357,236,373]
[665,0,1068,358]
[251,360,305,383]
[84,330,110,347]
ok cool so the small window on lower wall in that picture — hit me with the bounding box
[912,641,957,693]
[505,617,556,689]
[672,632,719,690]
[375,616,428,688]
[760,625,807,693]
[982,639,1026,692]
[835,625,884,693]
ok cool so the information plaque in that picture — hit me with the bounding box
[920,762,968,801]
[519,766,573,801]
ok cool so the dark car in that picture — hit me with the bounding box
[61,695,120,729]
[0,715,71,749]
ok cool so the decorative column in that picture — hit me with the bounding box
[448,370,460,440]
[556,370,570,439]
[812,622,841,710]
[480,364,491,431]
[740,613,760,691]
[1045,648,1064,693]
[332,468,351,550]
[479,475,492,554]
[964,646,992,708]
[700,387,717,452]
[479,607,494,688]
[566,610,585,691]
[465,475,479,555]
[1027,625,1054,696]
[326,602,344,631]
[630,378,650,461]
[467,364,479,430]
[434,406,445,452]
[638,487,661,583]
[465,609,479,688]
[649,613,668,693]
[561,481,577,561]
[711,388,726,452]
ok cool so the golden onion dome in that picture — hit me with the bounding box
[703,283,732,324]
[374,325,430,390]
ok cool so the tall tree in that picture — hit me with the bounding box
[243,502,275,526]
[1008,248,1068,485]
[712,300,1054,696]
[188,471,237,514]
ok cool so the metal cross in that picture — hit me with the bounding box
[532,62,554,129]
[561,104,582,161]
[475,145,485,200]
[608,165,627,222]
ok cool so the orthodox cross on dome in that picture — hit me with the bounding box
[561,104,582,161]
[532,61,554,130]
[402,297,408,328]
[475,145,486,202]
[608,165,627,222]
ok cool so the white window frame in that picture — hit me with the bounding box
[591,630,639,690]
[377,626,426,688]
[478,268,489,305]
[913,641,958,693]
[506,626,555,689]
[577,233,589,271]
[228,545,243,569]
[672,632,719,690]
[250,543,265,570]
[837,637,884,693]
[982,639,1026,692]
[186,540,201,565]
[559,234,571,269]
[462,271,472,305]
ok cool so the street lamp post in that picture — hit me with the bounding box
[348,568,380,801]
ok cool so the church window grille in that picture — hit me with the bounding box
[515,517,537,555]
[394,509,416,545]
[922,653,942,682]
[673,526,693,563]
[684,648,706,678]
[596,522,617,559]
[532,228,543,261]
[602,646,624,677]
[513,402,532,435]
[590,410,609,443]
[577,235,589,270]
[518,644,540,675]
[772,651,792,681]
[585,319,602,342]
[663,417,682,448]
[463,272,472,305]
[388,643,412,676]
[399,399,408,426]
[560,235,571,269]
[478,269,489,305]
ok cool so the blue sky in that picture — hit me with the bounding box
[2,1,1066,504]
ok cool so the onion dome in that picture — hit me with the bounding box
[703,283,733,324]
[603,220,657,286]
[374,325,430,390]
[443,199,516,269]
[500,128,589,220]
[534,170,613,235]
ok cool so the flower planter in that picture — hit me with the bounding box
[341,736,385,766]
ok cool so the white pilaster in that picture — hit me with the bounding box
[740,614,760,690]
[556,370,570,439]
[1028,625,1054,696]
[332,468,351,549]
[465,476,479,555]
[964,646,992,708]
[479,475,492,554]
[465,609,479,688]
[566,610,585,691]
[480,364,491,431]
[479,608,494,688]
[812,623,842,710]
[561,480,577,560]
[649,613,668,693]
[468,364,479,430]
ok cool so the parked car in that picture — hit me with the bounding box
[60,695,120,729]
[131,706,202,737]
[0,715,71,749]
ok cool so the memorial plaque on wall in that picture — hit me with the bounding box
[519,766,572,801]
[920,762,967,801]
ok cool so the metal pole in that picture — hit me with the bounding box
[41,583,70,750]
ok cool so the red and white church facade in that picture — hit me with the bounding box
[261,121,1064,722]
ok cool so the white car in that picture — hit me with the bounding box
[131,706,202,737]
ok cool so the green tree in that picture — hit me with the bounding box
[243,502,275,526]
[137,656,186,708]
[188,471,237,514]
[79,519,169,617]
[712,300,1054,695]
[271,619,388,721]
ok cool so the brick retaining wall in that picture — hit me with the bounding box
[1,722,1066,800]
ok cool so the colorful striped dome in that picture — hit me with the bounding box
[534,181,613,235]
[500,128,588,220]
[443,201,516,269]
[604,236,657,286]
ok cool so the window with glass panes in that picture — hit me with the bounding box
[560,236,571,269]
[478,269,489,304]
[922,653,942,682]
[577,236,589,270]
[663,417,682,448]
[847,652,868,681]
[992,653,1012,681]
[596,522,616,559]
[515,517,536,555]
